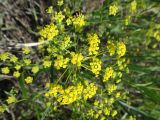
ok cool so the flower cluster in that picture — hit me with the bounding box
[54,55,69,69]
[90,57,102,77]
[106,40,126,58]
[130,0,137,13]
[39,23,59,40]
[45,82,98,105]
[83,82,98,100]
[70,52,84,66]
[52,11,65,23]
[106,40,116,56]
[61,36,72,49]
[87,33,100,55]
[72,13,85,28]
[117,41,126,58]
[0,52,9,61]
[103,67,114,82]
[109,4,118,16]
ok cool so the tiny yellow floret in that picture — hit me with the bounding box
[6,96,16,104]
[25,76,33,84]
[1,67,10,74]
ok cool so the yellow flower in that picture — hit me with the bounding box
[10,55,18,63]
[54,55,69,69]
[24,59,31,66]
[109,4,118,16]
[61,36,72,49]
[6,96,16,104]
[57,0,63,6]
[108,97,115,105]
[0,106,5,113]
[117,41,126,57]
[88,109,94,117]
[107,84,117,94]
[153,31,160,41]
[0,52,9,61]
[100,116,106,120]
[31,65,39,74]
[90,58,102,77]
[15,64,21,70]
[129,115,136,120]
[45,85,64,97]
[25,76,33,84]
[72,13,85,28]
[70,52,84,66]
[13,71,20,78]
[52,11,65,23]
[131,0,137,13]
[94,100,99,106]
[124,16,131,26]
[66,17,72,26]
[115,92,121,98]
[39,23,59,40]
[83,83,98,100]
[1,67,10,74]
[106,40,116,56]
[58,84,83,105]
[103,67,114,82]
[111,110,117,117]
[46,6,53,14]
[43,60,52,68]
[87,33,100,55]
[104,107,110,116]
[22,47,30,54]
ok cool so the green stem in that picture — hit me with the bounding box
[19,71,27,98]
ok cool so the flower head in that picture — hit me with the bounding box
[106,40,116,56]
[131,0,137,13]
[31,65,39,74]
[0,52,9,61]
[10,55,18,63]
[103,67,114,82]
[117,41,126,57]
[1,67,10,74]
[22,47,30,54]
[0,106,5,113]
[13,71,20,78]
[90,58,102,77]
[6,96,16,104]
[109,4,118,16]
[52,11,65,23]
[72,13,85,29]
[43,60,52,68]
[39,23,59,40]
[54,55,69,69]
[70,52,84,66]
[87,33,100,55]
[25,76,33,84]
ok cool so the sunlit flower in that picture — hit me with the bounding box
[70,52,84,66]
[39,23,59,40]
[31,65,39,74]
[1,67,10,74]
[6,96,16,104]
[90,58,102,77]
[25,76,33,84]
[109,4,118,16]
[87,33,100,55]
[0,52,9,61]
[10,55,18,63]
[22,47,30,54]
[13,71,20,78]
